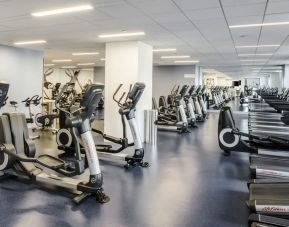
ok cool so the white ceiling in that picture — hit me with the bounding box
[0,0,289,76]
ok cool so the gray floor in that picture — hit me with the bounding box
[0,103,251,227]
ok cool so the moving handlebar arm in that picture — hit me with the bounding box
[231,128,289,146]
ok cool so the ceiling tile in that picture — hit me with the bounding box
[173,0,220,11]
[267,0,289,14]
[223,2,266,17]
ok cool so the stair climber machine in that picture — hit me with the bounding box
[57,83,149,169]
[0,81,110,204]
[155,85,190,133]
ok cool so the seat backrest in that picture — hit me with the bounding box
[4,113,35,157]
[0,115,13,144]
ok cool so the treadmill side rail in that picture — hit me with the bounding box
[249,213,289,227]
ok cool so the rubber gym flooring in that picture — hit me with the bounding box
[0,100,250,227]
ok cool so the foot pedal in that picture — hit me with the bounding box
[96,144,113,151]
[73,192,91,204]
[37,155,65,169]
[73,191,110,204]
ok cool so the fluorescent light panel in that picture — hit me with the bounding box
[61,66,76,69]
[14,40,46,45]
[153,48,176,52]
[238,53,273,56]
[161,55,190,59]
[230,21,289,28]
[98,32,145,38]
[44,64,55,67]
[52,59,72,62]
[236,45,280,48]
[241,63,265,65]
[32,5,93,17]
[175,60,199,63]
[72,52,99,56]
[100,58,105,61]
[77,63,95,66]
[240,59,267,62]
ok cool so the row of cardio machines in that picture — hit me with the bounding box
[152,85,208,133]
[218,87,289,226]
[0,81,148,204]
[209,86,234,109]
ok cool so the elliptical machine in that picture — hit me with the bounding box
[57,83,149,169]
[155,85,190,133]
[0,82,110,204]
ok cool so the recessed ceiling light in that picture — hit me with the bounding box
[32,5,93,17]
[241,63,265,65]
[98,32,145,38]
[52,59,72,62]
[240,59,267,62]
[230,21,289,28]
[153,48,176,52]
[175,60,199,63]
[77,63,95,66]
[236,45,280,48]
[81,68,94,71]
[72,52,99,56]
[14,40,46,45]
[161,55,190,59]
[238,53,273,56]
[61,66,76,69]
[44,63,55,67]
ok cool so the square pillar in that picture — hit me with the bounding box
[195,65,203,86]
[104,41,153,142]
[283,65,289,88]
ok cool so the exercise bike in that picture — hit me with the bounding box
[22,95,42,139]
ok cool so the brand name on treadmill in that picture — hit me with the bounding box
[261,206,286,212]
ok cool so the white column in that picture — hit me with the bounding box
[194,65,203,86]
[104,41,153,142]
[283,65,289,88]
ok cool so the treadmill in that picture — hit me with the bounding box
[249,213,289,227]
[248,178,289,216]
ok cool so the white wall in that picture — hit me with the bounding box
[230,74,271,91]
[268,73,282,89]
[153,65,195,99]
[0,45,43,116]
[43,68,94,98]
